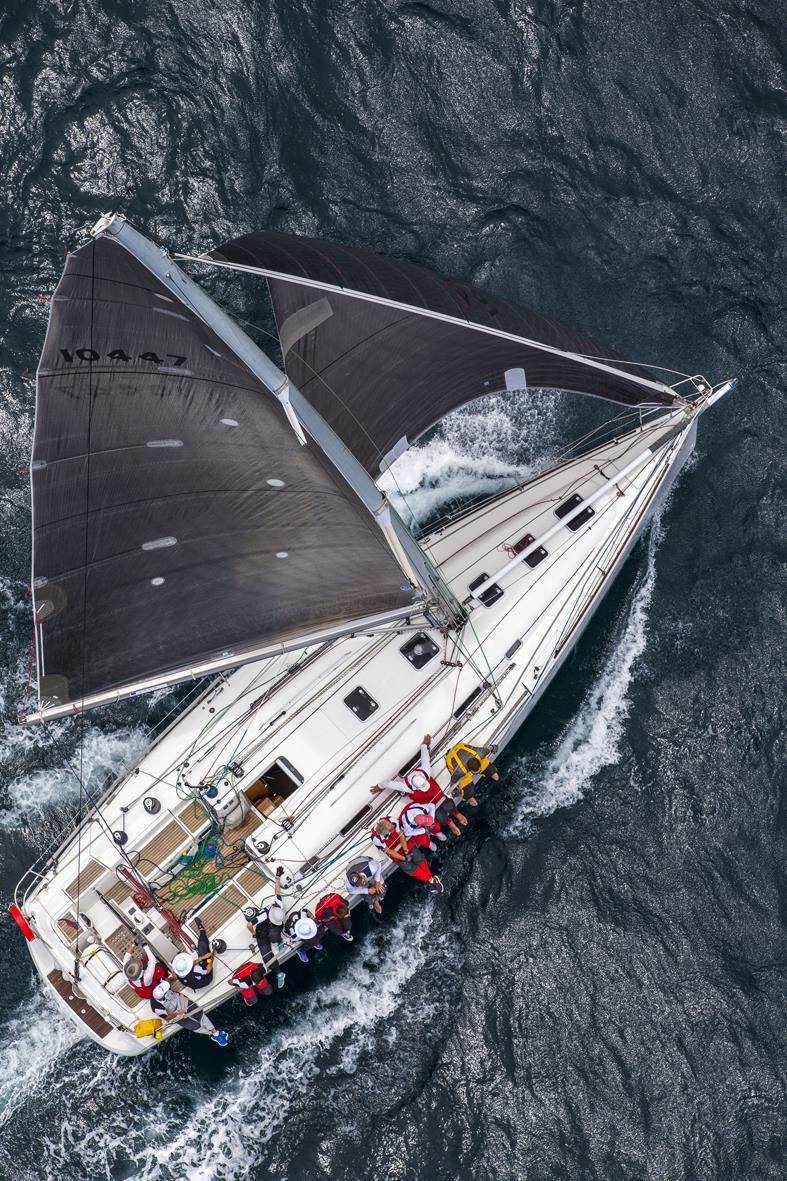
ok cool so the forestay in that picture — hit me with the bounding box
[209,231,679,474]
[31,235,417,716]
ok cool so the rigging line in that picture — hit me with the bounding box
[72,240,99,984]
[569,352,697,381]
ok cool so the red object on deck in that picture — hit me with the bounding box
[9,904,36,941]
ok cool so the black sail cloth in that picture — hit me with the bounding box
[211,231,678,474]
[31,236,414,712]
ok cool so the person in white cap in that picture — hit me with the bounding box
[369,733,466,836]
[247,868,287,967]
[150,979,228,1046]
[283,906,325,963]
[398,799,447,847]
[345,858,386,914]
[172,916,214,989]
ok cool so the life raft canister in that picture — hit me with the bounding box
[445,742,491,793]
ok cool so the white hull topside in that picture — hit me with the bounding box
[16,398,713,1055]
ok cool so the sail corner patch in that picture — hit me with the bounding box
[505,367,527,391]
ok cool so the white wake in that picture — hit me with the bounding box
[506,512,667,831]
[33,903,458,1181]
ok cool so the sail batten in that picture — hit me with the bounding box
[30,222,425,719]
[205,232,679,475]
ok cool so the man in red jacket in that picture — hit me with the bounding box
[230,961,274,1005]
[314,893,354,942]
[371,816,444,893]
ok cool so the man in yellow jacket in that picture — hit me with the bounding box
[445,741,500,809]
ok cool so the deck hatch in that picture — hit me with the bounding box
[510,532,549,568]
[400,632,440,669]
[343,686,379,721]
[555,493,595,530]
[468,572,504,607]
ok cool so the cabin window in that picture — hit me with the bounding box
[341,805,372,836]
[398,752,420,777]
[555,493,595,531]
[510,532,549,568]
[454,684,487,718]
[400,632,440,669]
[344,686,379,721]
[468,572,504,606]
[245,758,303,810]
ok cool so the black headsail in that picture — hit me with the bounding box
[207,231,680,475]
[30,221,427,721]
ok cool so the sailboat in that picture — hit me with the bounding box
[11,213,734,1055]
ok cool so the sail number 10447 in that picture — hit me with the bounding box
[59,349,187,365]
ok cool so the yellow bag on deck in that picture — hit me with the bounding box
[134,1017,164,1039]
[445,742,491,796]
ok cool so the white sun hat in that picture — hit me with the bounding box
[172,952,193,977]
[294,916,318,941]
[407,770,429,791]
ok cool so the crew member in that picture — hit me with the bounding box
[314,893,354,942]
[172,917,214,990]
[370,733,466,836]
[345,858,386,914]
[398,799,447,852]
[371,817,444,893]
[247,871,286,968]
[446,741,500,808]
[283,907,324,963]
[150,979,228,1045]
[230,961,275,1005]
[123,943,168,1000]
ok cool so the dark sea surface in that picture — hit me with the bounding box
[0,2,785,1178]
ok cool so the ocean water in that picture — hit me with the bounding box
[0,2,785,1179]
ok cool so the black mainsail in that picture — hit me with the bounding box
[31,226,427,720]
[208,231,679,474]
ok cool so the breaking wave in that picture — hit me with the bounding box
[0,994,82,1127]
[0,723,148,836]
[381,390,565,527]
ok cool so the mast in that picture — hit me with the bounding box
[93,215,459,625]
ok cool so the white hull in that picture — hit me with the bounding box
[14,397,714,1055]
